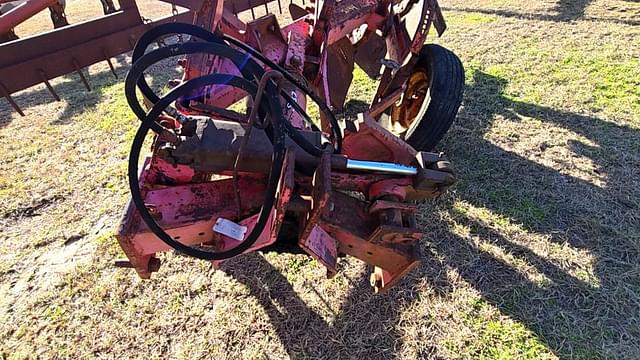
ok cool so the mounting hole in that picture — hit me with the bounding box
[366,251,373,256]
[174,236,181,240]
[347,244,353,249]
[198,232,205,236]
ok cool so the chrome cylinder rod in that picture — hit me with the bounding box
[345,159,418,176]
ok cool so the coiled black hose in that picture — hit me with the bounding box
[129,74,286,260]
[126,41,288,260]
[126,41,326,158]
[125,24,347,260]
[128,22,342,153]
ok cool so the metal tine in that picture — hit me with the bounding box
[102,48,118,79]
[37,70,61,101]
[277,0,282,14]
[72,59,92,92]
[0,82,25,116]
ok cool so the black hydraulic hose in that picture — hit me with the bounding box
[129,23,341,153]
[222,34,343,153]
[125,42,325,156]
[131,22,223,105]
[129,74,286,260]
[125,41,265,128]
[124,25,341,260]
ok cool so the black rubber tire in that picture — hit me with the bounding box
[403,44,464,151]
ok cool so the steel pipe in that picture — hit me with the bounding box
[345,159,418,175]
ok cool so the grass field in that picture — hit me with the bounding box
[1,0,639,358]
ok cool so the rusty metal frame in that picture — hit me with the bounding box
[0,0,460,293]
[0,0,58,34]
[0,0,197,114]
[110,0,457,293]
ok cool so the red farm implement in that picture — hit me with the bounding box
[1,0,464,292]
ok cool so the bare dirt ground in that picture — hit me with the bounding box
[1,0,639,359]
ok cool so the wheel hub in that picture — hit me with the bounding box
[391,69,430,131]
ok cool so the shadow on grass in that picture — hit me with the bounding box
[0,67,122,128]
[0,53,169,128]
[428,70,640,357]
[223,254,427,358]
[222,70,639,358]
[442,1,640,26]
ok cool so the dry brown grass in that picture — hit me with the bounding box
[1,0,639,359]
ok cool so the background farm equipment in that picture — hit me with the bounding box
[115,0,464,292]
[0,0,195,115]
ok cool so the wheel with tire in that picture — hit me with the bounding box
[381,44,464,151]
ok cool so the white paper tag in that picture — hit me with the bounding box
[213,218,247,241]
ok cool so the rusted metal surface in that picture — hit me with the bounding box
[299,152,338,275]
[353,31,386,79]
[211,150,295,264]
[366,87,404,119]
[224,0,276,15]
[116,170,268,269]
[303,224,338,275]
[0,0,194,114]
[0,81,24,116]
[325,37,354,111]
[369,199,417,214]
[0,0,57,34]
[111,0,459,292]
[157,0,204,9]
[324,0,378,45]
[342,113,418,166]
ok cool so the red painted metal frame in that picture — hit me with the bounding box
[183,0,445,118]
[0,0,196,114]
[0,0,57,34]
[117,116,454,292]
[115,0,455,292]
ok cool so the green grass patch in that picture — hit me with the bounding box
[471,37,640,126]
[556,52,640,122]
[451,298,556,359]
[451,13,498,25]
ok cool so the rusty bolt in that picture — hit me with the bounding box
[290,55,302,67]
